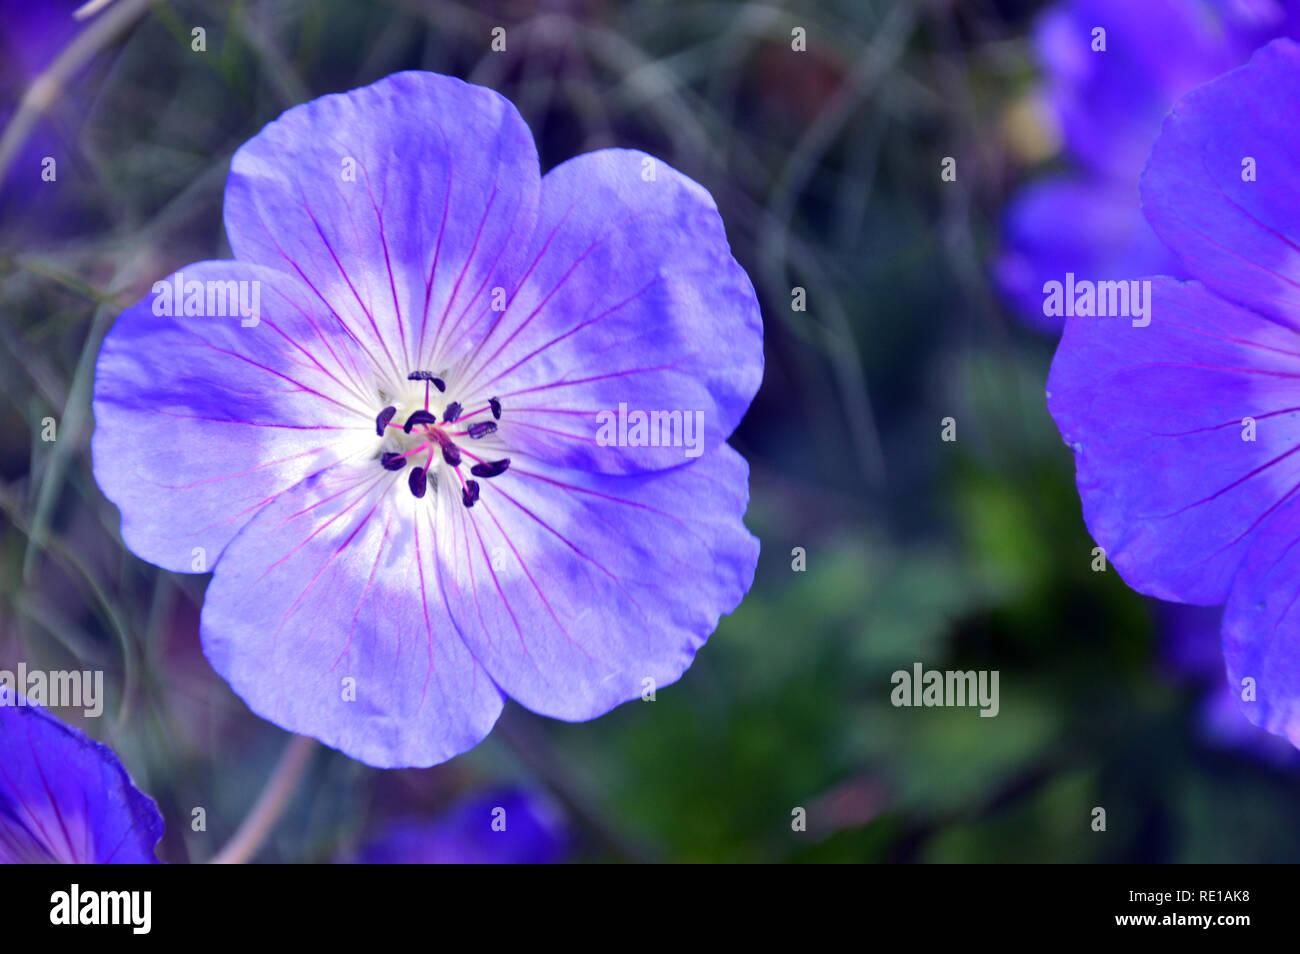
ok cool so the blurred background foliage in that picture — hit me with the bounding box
[2,0,1299,863]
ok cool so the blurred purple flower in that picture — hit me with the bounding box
[0,0,83,219]
[91,72,763,768]
[0,686,164,863]
[995,0,1300,330]
[1048,39,1300,752]
[352,787,568,864]
[0,0,81,79]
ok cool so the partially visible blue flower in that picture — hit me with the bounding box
[91,72,763,768]
[995,0,1300,330]
[0,686,164,863]
[1048,39,1300,752]
[352,787,568,864]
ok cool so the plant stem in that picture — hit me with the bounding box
[210,735,317,864]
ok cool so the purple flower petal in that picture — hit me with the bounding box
[996,1,1300,329]
[199,465,505,768]
[1047,277,1300,604]
[1037,0,1247,180]
[1223,495,1300,748]
[0,686,163,863]
[1158,601,1227,679]
[445,148,763,474]
[93,261,378,573]
[0,0,81,79]
[995,175,1181,331]
[1050,33,1300,757]
[0,0,90,223]
[1142,39,1300,330]
[1198,671,1300,766]
[352,787,568,864]
[433,445,759,721]
[1210,0,1300,51]
[223,71,540,380]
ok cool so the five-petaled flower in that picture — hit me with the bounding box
[91,72,763,767]
[0,686,164,863]
[1049,39,1300,751]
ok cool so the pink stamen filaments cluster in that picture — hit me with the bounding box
[374,370,508,508]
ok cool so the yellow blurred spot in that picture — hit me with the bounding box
[1002,93,1061,166]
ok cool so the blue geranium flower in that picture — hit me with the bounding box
[351,787,568,864]
[1048,39,1300,751]
[0,686,164,863]
[91,72,763,768]
[995,0,1300,330]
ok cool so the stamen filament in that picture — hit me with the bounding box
[395,442,432,461]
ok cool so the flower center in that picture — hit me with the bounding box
[373,370,508,508]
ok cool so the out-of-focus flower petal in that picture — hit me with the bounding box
[1036,0,1244,181]
[1142,38,1300,331]
[995,175,1181,331]
[352,788,568,864]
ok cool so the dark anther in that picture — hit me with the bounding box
[375,406,396,436]
[441,444,462,468]
[489,397,502,420]
[407,371,446,392]
[380,452,407,471]
[408,466,427,498]
[470,458,510,479]
[403,409,438,433]
[466,421,497,440]
[442,401,463,424]
[461,479,480,508]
